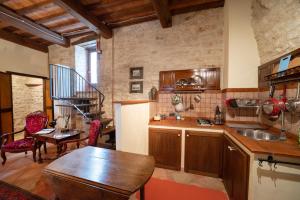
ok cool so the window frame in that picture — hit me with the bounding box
[87,47,99,85]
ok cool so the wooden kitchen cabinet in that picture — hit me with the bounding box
[159,71,176,91]
[258,64,272,89]
[159,68,220,92]
[223,136,249,200]
[184,131,223,177]
[149,128,181,170]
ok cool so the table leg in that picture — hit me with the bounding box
[37,142,43,163]
[56,144,63,157]
[140,185,145,200]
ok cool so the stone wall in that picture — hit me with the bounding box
[252,0,300,135]
[49,45,75,67]
[99,8,224,117]
[12,75,43,132]
[251,0,300,64]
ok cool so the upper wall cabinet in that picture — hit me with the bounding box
[159,68,220,92]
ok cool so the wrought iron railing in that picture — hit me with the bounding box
[49,64,105,119]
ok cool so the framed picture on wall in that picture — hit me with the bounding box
[129,81,143,93]
[130,67,143,79]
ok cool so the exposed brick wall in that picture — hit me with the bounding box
[251,0,300,64]
[12,75,43,131]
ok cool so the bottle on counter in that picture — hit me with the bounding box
[214,106,223,125]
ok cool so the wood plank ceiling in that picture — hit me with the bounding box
[0,0,224,52]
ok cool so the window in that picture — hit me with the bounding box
[89,51,98,84]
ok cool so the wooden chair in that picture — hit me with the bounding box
[0,111,48,165]
[59,120,101,156]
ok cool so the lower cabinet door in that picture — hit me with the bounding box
[184,131,223,177]
[149,128,182,170]
[223,136,249,200]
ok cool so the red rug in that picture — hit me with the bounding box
[0,181,44,200]
[137,178,228,200]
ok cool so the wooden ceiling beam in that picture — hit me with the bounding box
[91,0,149,16]
[170,0,224,14]
[35,12,68,24]
[0,29,48,52]
[151,0,172,28]
[71,34,98,46]
[53,22,84,32]
[67,31,94,39]
[47,19,78,30]
[0,5,69,46]
[17,0,54,15]
[54,0,112,39]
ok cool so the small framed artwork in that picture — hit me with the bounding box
[129,81,143,93]
[130,67,143,79]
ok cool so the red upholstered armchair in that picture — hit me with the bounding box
[59,120,101,156]
[0,111,48,165]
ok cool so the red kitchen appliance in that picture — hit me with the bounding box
[262,85,287,120]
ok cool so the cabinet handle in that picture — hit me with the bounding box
[178,134,181,137]
[228,146,236,151]
[186,134,190,137]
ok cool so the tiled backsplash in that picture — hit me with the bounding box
[156,87,299,135]
[224,91,260,122]
[158,92,222,119]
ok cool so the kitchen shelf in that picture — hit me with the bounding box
[264,65,300,84]
[225,98,260,109]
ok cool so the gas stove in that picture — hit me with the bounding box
[197,118,213,126]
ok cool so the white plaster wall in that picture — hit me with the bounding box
[0,39,48,77]
[75,45,88,79]
[252,155,300,200]
[114,103,151,155]
[223,0,260,88]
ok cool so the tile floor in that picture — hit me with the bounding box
[0,144,226,200]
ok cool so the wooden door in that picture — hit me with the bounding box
[43,79,54,125]
[149,128,181,170]
[159,71,175,91]
[0,72,13,142]
[185,131,223,177]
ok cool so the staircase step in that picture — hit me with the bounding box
[102,126,115,135]
[58,97,98,101]
[78,111,105,117]
[56,103,97,107]
[100,118,113,126]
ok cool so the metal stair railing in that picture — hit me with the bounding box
[50,64,105,119]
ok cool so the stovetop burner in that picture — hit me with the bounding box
[197,118,213,126]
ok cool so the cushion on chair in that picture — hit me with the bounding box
[25,111,48,134]
[88,120,101,146]
[1,138,34,152]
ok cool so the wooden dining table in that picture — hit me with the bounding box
[43,146,155,200]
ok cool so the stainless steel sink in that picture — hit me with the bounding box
[236,129,279,141]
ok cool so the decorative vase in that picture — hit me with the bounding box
[175,103,184,112]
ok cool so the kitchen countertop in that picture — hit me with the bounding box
[149,117,300,158]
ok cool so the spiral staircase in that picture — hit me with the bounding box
[49,64,115,148]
